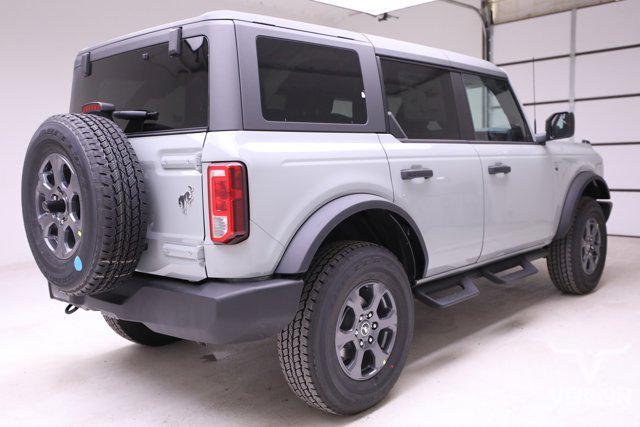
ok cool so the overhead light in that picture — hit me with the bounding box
[311,0,438,16]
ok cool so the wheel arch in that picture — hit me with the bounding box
[555,171,611,240]
[275,194,428,281]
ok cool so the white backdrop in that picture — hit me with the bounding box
[494,0,640,236]
[0,0,482,266]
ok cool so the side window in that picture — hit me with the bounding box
[256,37,367,124]
[380,58,459,140]
[462,74,531,142]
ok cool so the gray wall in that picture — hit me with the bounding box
[493,0,640,236]
[0,0,482,266]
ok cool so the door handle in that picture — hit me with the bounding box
[401,168,434,180]
[488,163,511,175]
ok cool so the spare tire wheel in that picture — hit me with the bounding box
[21,114,147,296]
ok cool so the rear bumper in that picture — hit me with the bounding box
[50,274,303,345]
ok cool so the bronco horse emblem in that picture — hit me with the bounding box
[178,185,194,215]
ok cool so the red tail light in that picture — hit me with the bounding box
[207,163,248,244]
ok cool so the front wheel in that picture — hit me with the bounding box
[277,241,414,415]
[547,197,607,295]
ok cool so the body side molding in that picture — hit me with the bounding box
[555,171,611,240]
[275,194,428,276]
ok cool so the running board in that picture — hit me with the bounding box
[413,249,548,309]
[481,255,538,285]
[413,275,479,308]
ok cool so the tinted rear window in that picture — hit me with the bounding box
[70,36,208,134]
[256,37,367,124]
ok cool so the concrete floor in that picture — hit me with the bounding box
[1,236,639,426]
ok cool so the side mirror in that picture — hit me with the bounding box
[545,111,575,141]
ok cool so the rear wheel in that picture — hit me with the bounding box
[277,241,414,415]
[103,314,181,347]
[547,197,607,295]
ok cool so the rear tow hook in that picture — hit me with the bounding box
[65,304,79,315]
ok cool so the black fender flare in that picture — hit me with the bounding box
[555,171,611,240]
[275,194,428,276]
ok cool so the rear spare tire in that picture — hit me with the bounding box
[21,114,147,296]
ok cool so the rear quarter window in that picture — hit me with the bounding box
[70,36,208,134]
[256,37,367,124]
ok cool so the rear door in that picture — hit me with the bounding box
[129,132,206,280]
[458,73,557,261]
[70,32,210,280]
[378,58,484,277]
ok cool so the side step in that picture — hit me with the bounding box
[413,275,479,308]
[413,249,547,309]
[481,255,538,285]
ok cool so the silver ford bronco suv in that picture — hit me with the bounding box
[21,11,611,415]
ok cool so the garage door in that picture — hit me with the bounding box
[493,0,640,236]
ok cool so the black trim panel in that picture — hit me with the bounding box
[50,275,303,345]
[555,171,611,239]
[375,55,391,133]
[451,71,477,141]
[275,194,428,277]
[127,127,208,138]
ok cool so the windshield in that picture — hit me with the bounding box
[70,36,208,134]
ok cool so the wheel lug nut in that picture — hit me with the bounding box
[359,315,363,321]
[359,340,364,347]
[367,312,373,319]
[354,330,358,336]
[368,336,373,343]
[372,322,378,329]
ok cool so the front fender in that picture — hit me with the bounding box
[555,171,611,240]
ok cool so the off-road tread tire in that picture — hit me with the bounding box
[29,114,147,295]
[547,197,606,295]
[277,241,376,414]
[70,113,147,295]
[103,314,180,346]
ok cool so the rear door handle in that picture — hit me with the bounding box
[401,168,434,180]
[488,164,511,175]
